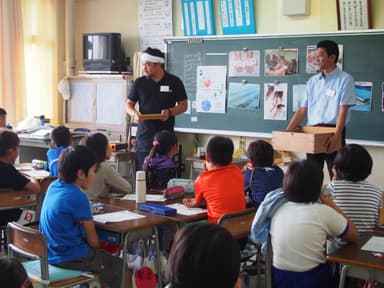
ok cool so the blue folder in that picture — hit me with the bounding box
[139,203,177,216]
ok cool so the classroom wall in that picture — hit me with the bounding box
[73,0,384,70]
[71,0,384,189]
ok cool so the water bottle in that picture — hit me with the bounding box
[135,171,146,203]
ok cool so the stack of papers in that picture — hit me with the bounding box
[166,203,207,216]
[93,210,145,224]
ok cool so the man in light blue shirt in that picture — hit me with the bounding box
[287,40,355,178]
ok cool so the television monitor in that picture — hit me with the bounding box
[83,32,126,72]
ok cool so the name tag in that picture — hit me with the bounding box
[160,85,170,92]
[326,88,335,97]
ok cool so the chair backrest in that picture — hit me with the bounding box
[147,167,177,190]
[35,176,57,221]
[217,208,256,238]
[7,221,49,279]
[0,189,40,210]
[40,176,57,196]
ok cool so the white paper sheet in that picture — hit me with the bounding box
[166,203,207,216]
[93,210,145,224]
[361,236,384,253]
[22,170,50,179]
[121,194,167,202]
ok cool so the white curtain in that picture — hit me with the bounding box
[22,0,57,122]
[0,0,26,125]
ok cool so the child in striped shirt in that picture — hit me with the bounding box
[328,144,383,232]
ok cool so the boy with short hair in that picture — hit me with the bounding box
[39,145,123,288]
[183,136,246,223]
[243,140,284,208]
[47,125,72,176]
[0,129,40,226]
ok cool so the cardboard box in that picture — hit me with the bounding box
[272,126,340,153]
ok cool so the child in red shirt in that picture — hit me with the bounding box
[184,136,246,223]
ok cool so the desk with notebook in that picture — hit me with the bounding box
[327,231,384,285]
[100,195,207,224]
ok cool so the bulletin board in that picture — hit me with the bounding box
[165,30,384,143]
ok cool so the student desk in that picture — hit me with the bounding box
[101,196,207,226]
[327,231,384,286]
[94,201,168,288]
[185,156,248,179]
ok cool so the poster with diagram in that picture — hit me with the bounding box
[264,83,288,120]
[196,66,227,113]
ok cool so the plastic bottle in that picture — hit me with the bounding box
[135,171,146,203]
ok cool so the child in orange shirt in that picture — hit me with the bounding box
[183,136,246,223]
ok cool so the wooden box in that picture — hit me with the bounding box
[272,126,340,153]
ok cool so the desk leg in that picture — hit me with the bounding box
[153,226,162,286]
[131,157,136,191]
[122,232,130,288]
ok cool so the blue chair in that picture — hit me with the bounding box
[7,221,98,288]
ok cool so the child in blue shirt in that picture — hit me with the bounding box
[40,145,123,288]
[143,130,179,189]
[46,125,72,176]
[243,140,284,208]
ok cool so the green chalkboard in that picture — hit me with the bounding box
[166,31,384,143]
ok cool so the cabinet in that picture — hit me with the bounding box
[66,75,132,141]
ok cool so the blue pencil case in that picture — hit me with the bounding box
[139,203,177,216]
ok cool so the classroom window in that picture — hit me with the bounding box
[22,0,55,120]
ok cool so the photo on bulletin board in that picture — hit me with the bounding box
[219,0,256,34]
[228,50,260,77]
[265,49,298,76]
[352,81,372,112]
[228,82,260,110]
[264,83,288,120]
[306,45,344,73]
[181,0,215,36]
